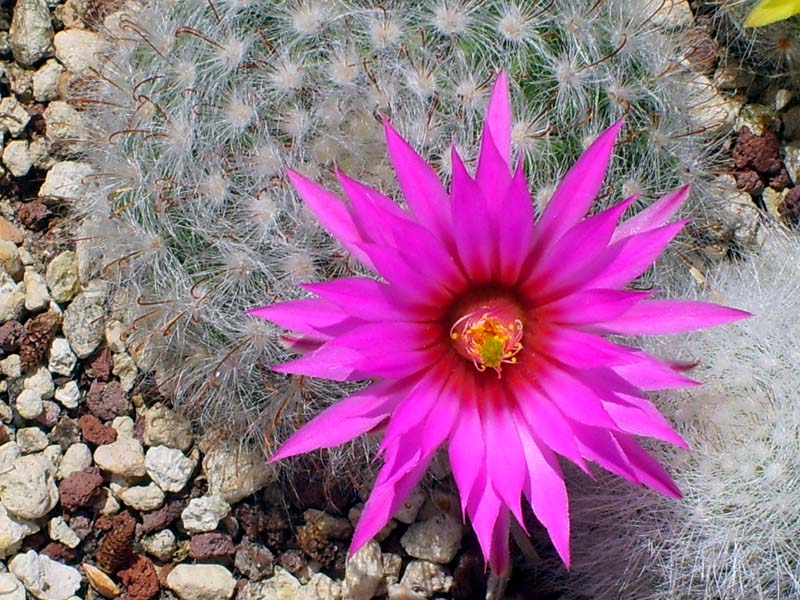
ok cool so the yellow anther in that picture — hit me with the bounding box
[450,308,523,377]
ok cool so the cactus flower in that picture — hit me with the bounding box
[250,72,748,572]
[745,0,800,26]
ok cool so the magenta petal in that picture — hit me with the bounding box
[383,121,452,241]
[513,412,571,567]
[331,321,439,355]
[611,354,700,390]
[616,435,682,498]
[480,70,512,168]
[488,506,511,575]
[379,361,450,453]
[355,346,444,380]
[467,467,505,567]
[538,326,643,369]
[498,161,535,284]
[602,394,687,448]
[589,219,687,289]
[522,196,636,299]
[539,289,651,326]
[613,184,689,240]
[593,300,750,335]
[509,368,590,473]
[448,376,486,517]
[336,170,413,246]
[273,344,362,381]
[301,278,414,322]
[357,241,453,307]
[247,298,348,338]
[533,121,623,250]
[350,445,431,554]
[286,169,375,269]
[535,362,620,430]
[475,129,513,203]
[270,380,405,461]
[570,422,639,484]
[450,145,495,282]
[384,217,466,293]
[482,390,527,526]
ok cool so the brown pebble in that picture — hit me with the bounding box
[86,380,131,421]
[59,467,104,512]
[78,414,117,446]
[118,554,160,600]
[17,202,53,231]
[189,532,236,560]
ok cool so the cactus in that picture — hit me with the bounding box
[548,228,800,600]
[76,0,731,452]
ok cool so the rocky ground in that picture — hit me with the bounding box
[2,1,800,600]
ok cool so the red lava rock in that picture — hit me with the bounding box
[59,467,104,512]
[118,555,160,600]
[0,321,25,353]
[78,414,117,446]
[86,380,131,421]
[17,202,53,231]
[770,167,792,191]
[189,532,236,560]
[140,499,186,533]
[733,127,783,176]
[88,346,113,381]
[734,169,764,196]
[779,186,800,224]
[41,542,79,564]
[0,425,9,445]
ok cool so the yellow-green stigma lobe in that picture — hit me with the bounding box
[450,305,523,377]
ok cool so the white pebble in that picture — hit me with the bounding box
[14,389,43,420]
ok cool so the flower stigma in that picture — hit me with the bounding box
[450,305,523,377]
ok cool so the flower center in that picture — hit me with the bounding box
[450,302,524,378]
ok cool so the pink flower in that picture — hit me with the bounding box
[249,72,748,573]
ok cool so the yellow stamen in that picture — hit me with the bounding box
[450,308,523,377]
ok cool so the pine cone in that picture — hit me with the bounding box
[97,512,136,573]
[19,312,61,372]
